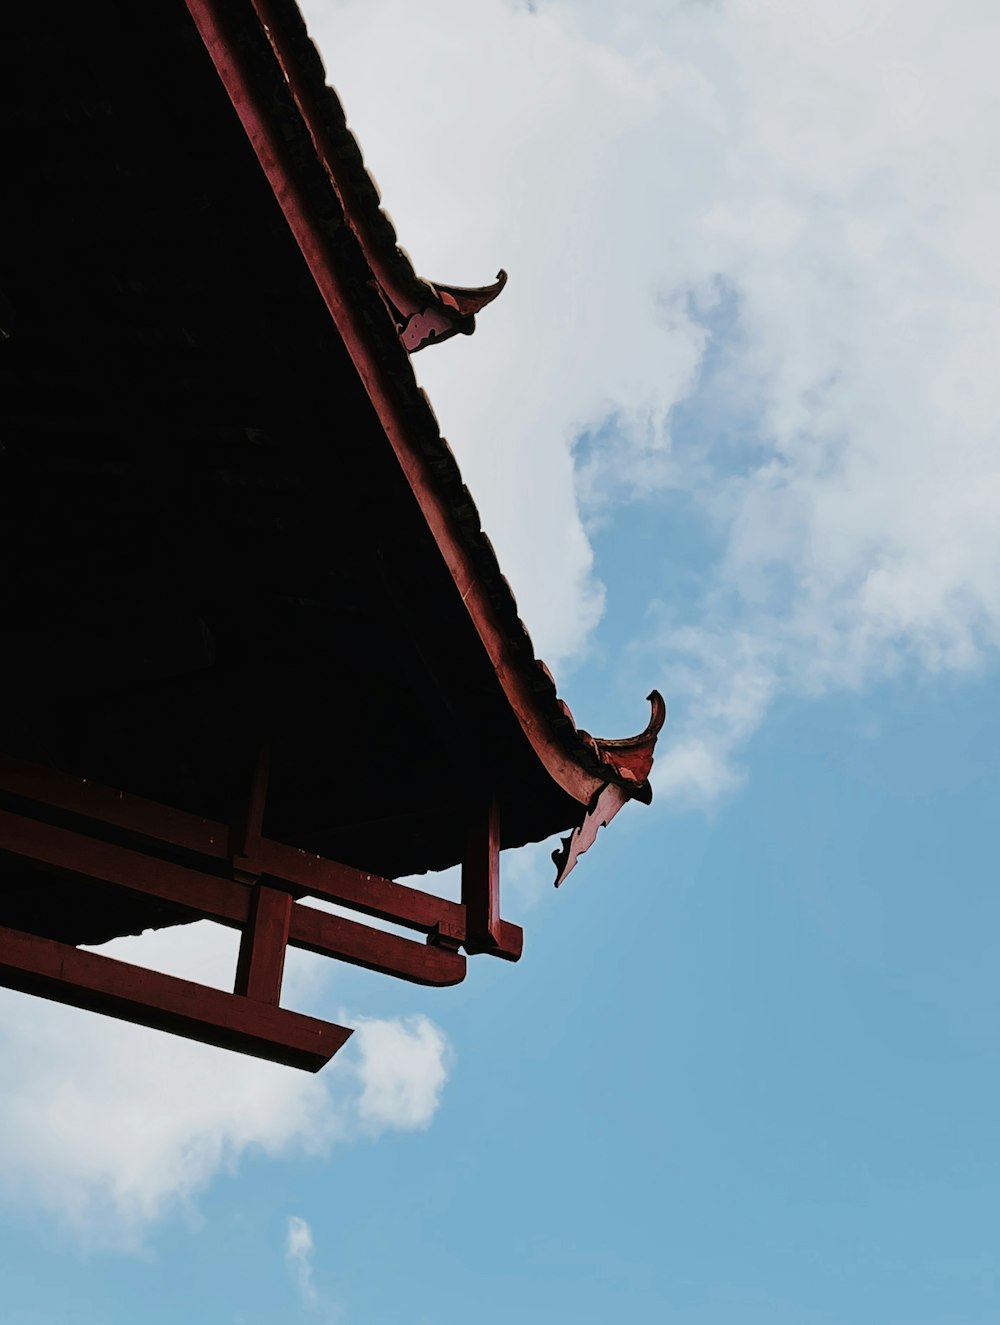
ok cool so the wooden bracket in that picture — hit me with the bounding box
[427,917,464,952]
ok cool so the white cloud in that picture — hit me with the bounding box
[352,1015,451,1132]
[285,1215,318,1307]
[303,0,708,662]
[0,924,452,1245]
[303,0,1000,793]
[500,838,564,911]
[5,0,998,1249]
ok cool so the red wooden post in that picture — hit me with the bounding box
[463,796,501,953]
[231,746,291,1005]
[234,884,292,1004]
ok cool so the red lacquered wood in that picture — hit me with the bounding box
[463,797,501,952]
[0,925,351,1071]
[0,809,468,986]
[234,884,291,1004]
[0,758,523,961]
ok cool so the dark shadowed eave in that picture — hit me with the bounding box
[184,0,664,881]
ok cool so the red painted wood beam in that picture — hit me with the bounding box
[254,838,523,963]
[0,924,350,1071]
[293,901,467,983]
[0,809,467,987]
[0,754,223,857]
[0,756,523,961]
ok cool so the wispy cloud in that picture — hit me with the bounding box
[285,1215,319,1307]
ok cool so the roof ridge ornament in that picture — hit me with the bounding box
[552,692,667,888]
[431,270,508,316]
[247,0,507,353]
[398,271,508,353]
[591,689,667,789]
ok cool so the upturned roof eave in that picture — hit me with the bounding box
[184,0,663,833]
[248,0,508,353]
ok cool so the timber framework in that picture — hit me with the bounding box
[0,0,664,1070]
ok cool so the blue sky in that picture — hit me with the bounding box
[5,674,1000,1323]
[4,1,1000,1321]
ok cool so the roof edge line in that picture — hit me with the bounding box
[184,0,661,815]
[249,0,506,353]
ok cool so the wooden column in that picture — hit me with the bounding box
[234,884,292,1004]
[462,796,501,953]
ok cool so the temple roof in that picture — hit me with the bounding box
[0,0,662,949]
[192,0,665,806]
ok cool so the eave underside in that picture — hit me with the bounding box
[1,0,588,944]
